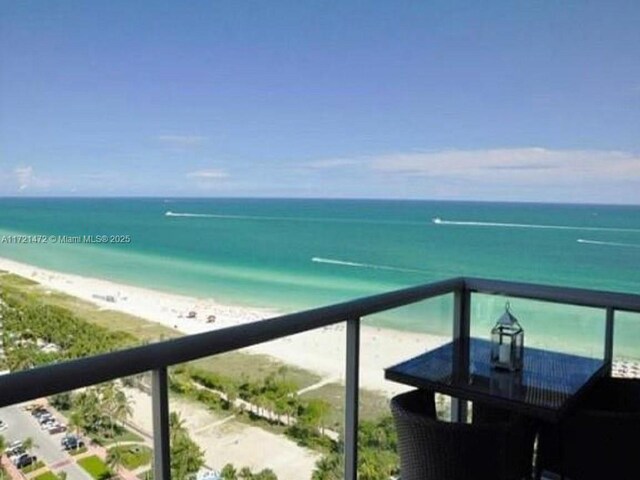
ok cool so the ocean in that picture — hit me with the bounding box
[0,198,639,357]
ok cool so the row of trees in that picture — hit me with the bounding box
[50,382,132,442]
[172,366,334,450]
[172,365,399,479]
[220,463,278,480]
[0,285,134,372]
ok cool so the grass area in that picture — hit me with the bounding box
[21,460,45,474]
[108,444,153,470]
[34,471,60,480]
[69,445,89,456]
[93,427,144,446]
[0,271,39,287]
[300,382,389,429]
[77,455,112,480]
[191,351,321,389]
[137,470,153,480]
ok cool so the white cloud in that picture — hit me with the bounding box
[157,135,207,146]
[186,169,229,180]
[307,158,362,169]
[305,148,640,203]
[310,148,639,183]
[13,166,51,191]
[14,166,33,190]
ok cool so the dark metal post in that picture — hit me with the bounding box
[345,318,360,480]
[604,307,615,373]
[152,367,171,480]
[452,288,471,422]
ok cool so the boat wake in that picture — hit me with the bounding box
[432,217,640,233]
[165,211,254,219]
[311,257,429,274]
[165,211,424,226]
[577,239,640,249]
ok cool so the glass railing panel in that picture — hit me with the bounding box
[167,339,344,480]
[362,295,454,478]
[470,293,606,358]
[0,376,151,480]
[612,311,640,379]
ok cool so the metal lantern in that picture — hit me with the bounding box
[490,302,524,371]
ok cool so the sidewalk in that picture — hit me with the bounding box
[1,455,24,480]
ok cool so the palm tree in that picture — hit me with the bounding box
[239,466,253,479]
[106,444,125,479]
[221,463,238,480]
[112,389,132,432]
[99,382,118,439]
[169,411,187,444]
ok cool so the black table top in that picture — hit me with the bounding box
[384,338,608,422]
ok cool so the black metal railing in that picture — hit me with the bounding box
[1,277,639,479]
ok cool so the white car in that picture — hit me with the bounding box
[40,419,56,430]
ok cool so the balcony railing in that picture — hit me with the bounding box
[1,277,639,479]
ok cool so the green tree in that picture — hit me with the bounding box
[312,453,342,480]
[49,392,73,411]
[168,412,204,480]
[21,436,37,452]
[238,467,253,479]
[254,469,277,480]
[220,463,238,480]
[68,409,85,440]
[106,445,124,477]
[302,399,330,435]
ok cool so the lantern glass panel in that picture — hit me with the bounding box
[490,304,524,371]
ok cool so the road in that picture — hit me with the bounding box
[0,403,92,480]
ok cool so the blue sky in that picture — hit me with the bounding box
[1,1,639,203]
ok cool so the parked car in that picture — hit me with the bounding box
[14,453,37,469]
[0,419,7,431]
[31,407,48,417]
[40,419,56,430]
[5,441,24,458]
[48,423,67,434]
[36,412,53,423]
[61,435,85,450]
[6,440,22,451]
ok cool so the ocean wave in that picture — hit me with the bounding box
[311,257,429,274]
[577,239,640,248]
[432,217,640,233]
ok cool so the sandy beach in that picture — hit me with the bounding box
[0,256,446,397]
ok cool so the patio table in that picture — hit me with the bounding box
[385,338,608,422]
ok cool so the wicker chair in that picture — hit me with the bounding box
[391,390,536,480]
[536,377,640,480]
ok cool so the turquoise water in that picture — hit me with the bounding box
[0,198,639,356]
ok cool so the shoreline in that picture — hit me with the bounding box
[0,255,446,397]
